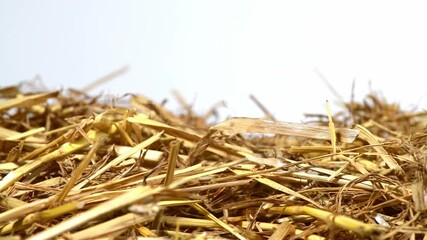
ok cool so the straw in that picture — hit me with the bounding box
[0,84,426,239]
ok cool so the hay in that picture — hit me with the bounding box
[0,84,426,239]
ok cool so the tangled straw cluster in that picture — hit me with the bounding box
[0,85,426,239]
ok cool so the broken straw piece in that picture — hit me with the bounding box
[213,117,359,143]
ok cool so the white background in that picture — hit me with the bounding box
[1,1,427,122]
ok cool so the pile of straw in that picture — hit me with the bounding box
[0,84,426,240]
